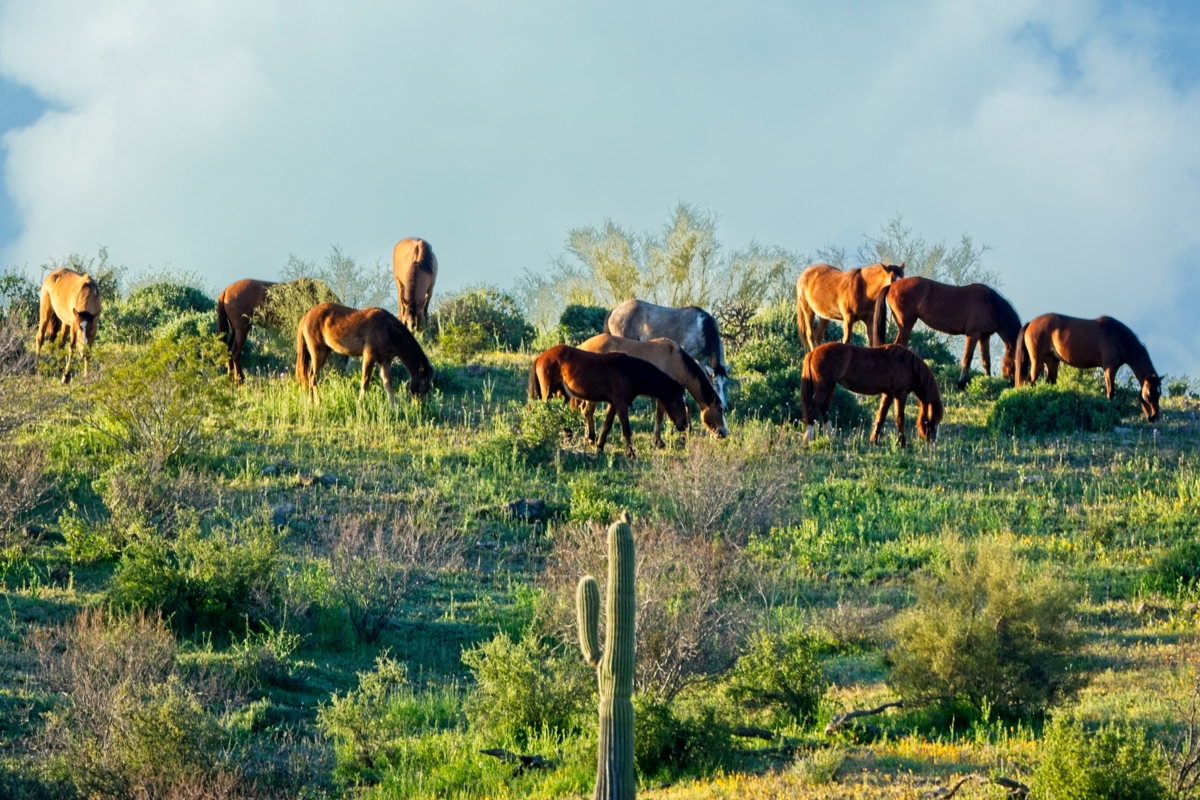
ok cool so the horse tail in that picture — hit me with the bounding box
[527,358,541,401]
[1013,322,1030,387]
[295,322,310,385]
[800,352,817,425]
[871,283,892,347]
[216,294,231,343]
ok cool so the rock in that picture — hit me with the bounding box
[1114,426,1132,434]
[466,364,486,377]
[262,465,278,477]
[506,498,547,522]
[272,503,296,527]
[23,524,45,540]
[319,473,338,487]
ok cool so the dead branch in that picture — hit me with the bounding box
[924,774,1028,799]
[824,700,903,735]
[733,726,776,741]
[480,748,553,776]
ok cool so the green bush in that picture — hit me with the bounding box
[156,309,218,341]
[966,374,1010,403]
[988,383,1124,435]
[0,267,38,326]
[888,534,1081,719]
[109,518,281,638]
[1032,716,1167,800]
[724,628,827,729]
[633,696,734,782]
[435,287,535,359]
[461,632,591,747]
[105,282,215,343]
[558,304,609,345]
[730,333,869,427]
[1145,540,1200,594]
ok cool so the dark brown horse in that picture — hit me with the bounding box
[796,262,905,351]
[801,343,942,447]
[393,238,437,331]
[37,268,102,382]
[527,344,689,457]
[1014,313,1161,422]
[872,277,1022,388]
[296,303,433,404]
[217,277,340,383]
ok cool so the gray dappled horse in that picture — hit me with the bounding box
[604,299,729,407]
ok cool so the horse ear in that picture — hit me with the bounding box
[82,273,91,281]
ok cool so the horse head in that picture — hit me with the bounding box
[1001,344,1016,383]
[664,388,690,434]
[883,262,905,282]
[700,401,728,439]
[408,364,434,397]
[1141,374,1162,423]
[918,400,943,442]
[709,365,729,408]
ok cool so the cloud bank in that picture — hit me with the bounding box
[1,0,1198,372]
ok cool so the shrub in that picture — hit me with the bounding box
[634,696,734,782]
[89,334,233,469]
[1146,540,1200,595]
[558,304,609,345]
[966,374,1010,402]
[1032,716,1167,800]
[988,383,1124,435]
[724,628,827,729]
[434,287,535,358]
[105,282,215,343]
[98,456,215,537]
[730,333,869,427]
[887,534,1081,719]
[461,632,592,747]
[0,267,38,326]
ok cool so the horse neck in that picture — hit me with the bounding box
[1126,346,1157,382]
[633,361,677,400]
[387,318,430,376]
[677,359,718,407]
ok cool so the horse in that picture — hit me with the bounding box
[393,238,438,332]
[795,262,905,351]
[604,299,730,407]
[871,276,1022,388]
[801,342,942,447]
[1014,313,1161,422]
[295,303,433,405]
[36,268,102,382]
[527,344,689,458]
[578,333,728,445]
[216,277,340,383]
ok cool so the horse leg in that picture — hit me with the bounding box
[232,326,248,384]
[957,336,978,388]
[871,395,894,445]
[895,321,914,347]
[894,393,909,448]
[979,336,992,377]
[840,310,855,344]
[311,346,330,403]
[359,351,375,400]
[1103,367,1116,399]
[379,359,397,406]
[595,403,618,454]
[813,318,830,349]
[1046,358,1060,385]
[61,324,77,383]
[652,400,666,448]
[584,402,597,444]
[619,405,635,458]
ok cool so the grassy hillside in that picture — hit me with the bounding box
[2,308,1199,799]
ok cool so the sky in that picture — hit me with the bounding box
[1,0,1198,374]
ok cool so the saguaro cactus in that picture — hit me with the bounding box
[577,511,636,800]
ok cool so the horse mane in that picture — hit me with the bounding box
[621,353,684,401]
[902,346,943,415]
[676,347,720,407]
[697,310,727,375]
[1098,317,1156,376]
[986,288,1022,345]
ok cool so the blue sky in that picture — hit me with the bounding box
[1,1,1198,374]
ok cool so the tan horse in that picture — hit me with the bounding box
[528,344,688,458]
[393,238,437,331]
[796,262,905,351]
[872,277,1022,387]
[217,278,341,383]
[578,333,728,445]
[801,343,942,447]
[37,268,102,382]
[1014,313,1161,422]
[296,303,433,404]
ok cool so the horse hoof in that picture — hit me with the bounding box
[652,439,665,449]
[61,373,71,385]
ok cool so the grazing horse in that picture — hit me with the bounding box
[795,262,905,351]
[801,343,942,447]
[392,238,437,332]
[1014,313,1161,422]
[296,303,433,404]
[578,333,728,445]
[527,344,689,458]
[871,277,1022,388]
[216,277,340,383]
[37,268,102,382]
[604,299,730,407]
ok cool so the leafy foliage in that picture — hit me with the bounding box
[558,304,610,345]
[1032,716,1167,800]
[988,383,1124,435]
[104,282,215,343]
[434,286,534,360]
[724,628,827,728]
[281,246,393,311]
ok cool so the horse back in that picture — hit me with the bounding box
[42,268,101,319]
[219,279,274,325]
[393,238,437,297]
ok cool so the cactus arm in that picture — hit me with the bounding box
[577,575,601,667]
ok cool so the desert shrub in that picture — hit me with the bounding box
[461,632,592,747]
[280,246,391,311]
[1146,541,1200,595]
[790,747,846,785]
[730,333,869,427]
[634,696,735,782]
[89,334,233,469]
[557,304,609,345]
[516,397,577,458]
[1032,716,1167,800]
[35,609,232,799]
[324,509,459,644]
[988,383,1123,435]
[98,456,216,538]
[109,518,282,638]
[0,441,49,542]
[104,282,215,343]
[888,534,1082,719]
[905,327,957,367]
[966,374,1010,402]
[724,628,827,729]
[156,309,218,341]
[434,286,535,359]
[0,267,38,325]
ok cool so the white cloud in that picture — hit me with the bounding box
[2,0,1198,372]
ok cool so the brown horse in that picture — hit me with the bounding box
[1014,313,1161,422]
[393,238,437,331]
[296,303,433,404]
[217,277,341,383]
[872,277,1022,387]
[796,262,905,351]
[527,344,689,457]
[37,268,102,382]
[801,343,942,447]
[578,333,728,445]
